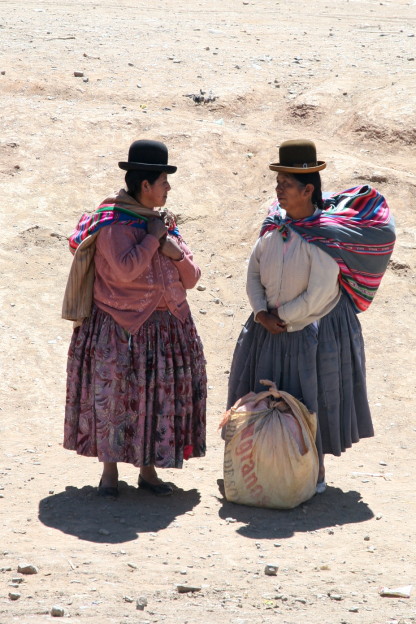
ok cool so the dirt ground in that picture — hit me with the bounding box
[1,0,416,622]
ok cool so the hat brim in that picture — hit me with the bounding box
[269,161,326,174]
[118,162,177,173]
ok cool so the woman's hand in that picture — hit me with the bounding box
[147,217,168,240]
[256,310,287,334]
[159,236,184,260]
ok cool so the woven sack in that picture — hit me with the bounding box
[220,380,318,509]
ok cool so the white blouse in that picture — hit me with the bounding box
[246,227,341,332]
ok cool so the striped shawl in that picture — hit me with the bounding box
[62,189,181,323]
[260,185,396,312]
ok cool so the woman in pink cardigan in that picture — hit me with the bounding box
[63,140,207,497]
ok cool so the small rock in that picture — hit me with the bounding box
[364,535,370,541]
[369,173,388,183]
[136,596,148,610]
[73,71,84,77]
[123,596,134,603]
[51,605,65,617]
[177,584,201,593]
[264,564,278,576]
[1,71,5,75]
[11,577,23,584]
[17,563,38,575]
[199,309,207,315]
[329,593,343,601]
[196,285,206,291]
[9,592,21,600]
[82,77,89,83]
[225,517,237,523]
[127,562,138,569]
[349,606,359,612]
[376,513,383,520]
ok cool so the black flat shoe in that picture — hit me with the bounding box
[98,478,119,498]
[138,475,173,496]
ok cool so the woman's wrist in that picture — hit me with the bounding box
[255,310,268,323]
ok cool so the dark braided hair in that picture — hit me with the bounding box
[292,172,324,209]
[125,169,162,200]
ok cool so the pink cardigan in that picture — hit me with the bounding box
[93,224,201,334]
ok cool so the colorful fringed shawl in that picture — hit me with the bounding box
[260,185,395,312]
[69,201,181,253]
[62,190,182,323]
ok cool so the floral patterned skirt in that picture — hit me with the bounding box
[64,306,207,468]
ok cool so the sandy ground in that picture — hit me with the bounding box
[1,0,416,622]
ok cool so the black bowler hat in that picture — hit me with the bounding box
[118,139,177,173]
[269,139,326,174]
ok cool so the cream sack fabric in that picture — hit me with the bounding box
[221,380,319,509]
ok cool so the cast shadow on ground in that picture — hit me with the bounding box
[38,481,200,543]
[216,480,374,539]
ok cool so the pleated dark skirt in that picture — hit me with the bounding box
[227,294,373,456]
[64,306,207,468]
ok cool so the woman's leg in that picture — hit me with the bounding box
[139,464,163,485]
[318,455,325,483]
[100,462,118,488]
[138,464,173,496]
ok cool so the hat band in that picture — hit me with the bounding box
[292,162,317,168]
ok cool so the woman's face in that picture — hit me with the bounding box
[275,173,312,218]
[141,172,171,208]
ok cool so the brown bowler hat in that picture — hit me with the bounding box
[269,139,326,174]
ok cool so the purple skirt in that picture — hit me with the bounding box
[64,306,207,468]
